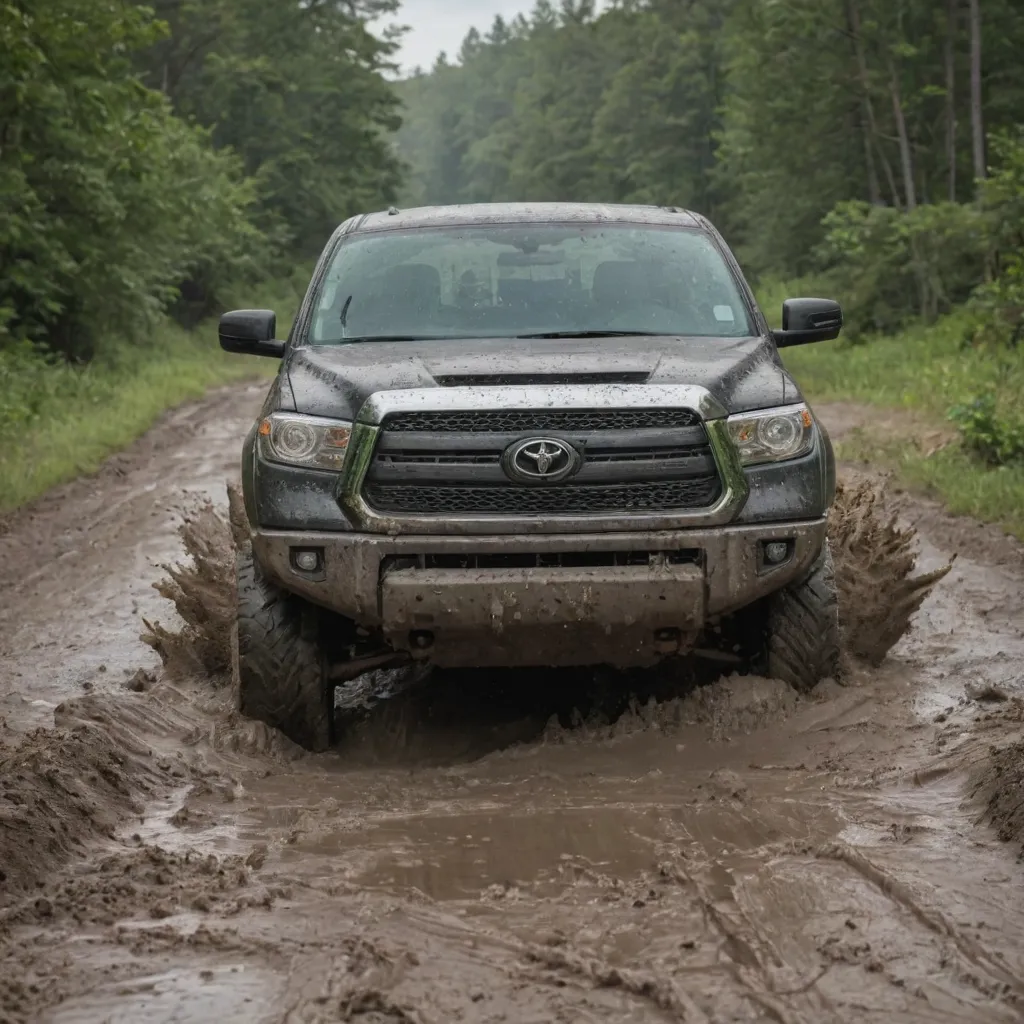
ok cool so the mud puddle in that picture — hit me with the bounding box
[2,394,1024,1022]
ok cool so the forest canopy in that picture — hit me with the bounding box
[4,0,1024,361]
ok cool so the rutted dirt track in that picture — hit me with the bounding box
[2,384,1024,1023]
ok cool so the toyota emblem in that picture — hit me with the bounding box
[502,437,582,484]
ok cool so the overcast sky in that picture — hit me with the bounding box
[378,0,535,75]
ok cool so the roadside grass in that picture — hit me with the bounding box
[0,276,303,515]
[764,289,1024,539]
[828,429,1024,539]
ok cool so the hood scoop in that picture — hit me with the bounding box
[434,371,651,388]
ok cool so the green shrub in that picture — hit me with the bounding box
[0,342,65,436]
[0,0,262,359]
[949,394,1024,466]
[816,201,989,337]
[969,130,1024,345]
[806,131,1024,346]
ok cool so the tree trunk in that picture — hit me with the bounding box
[888,59,917,211]
[861,114,882,205]
[969,0,985,182]
[945,0,958,201]
[847,0,900,207]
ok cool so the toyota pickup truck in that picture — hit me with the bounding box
[221,203,842,750]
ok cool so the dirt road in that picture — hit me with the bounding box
[2,384,1024,1023]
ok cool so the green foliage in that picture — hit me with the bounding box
[948,394,1024,466]
[0,274,304,513]
[395,0,728,217]
[0,0,401,358]
[0,329,264,513]
[970,130,1024,343]
[715,0,1024,276]
[816,201,988,335]
[808,130,1024,341]
[712,0,866,273]
[141,0,404,256]
[0,0,259,356]
[0,342,67,438]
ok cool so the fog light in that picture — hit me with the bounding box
[763,541,790,565]
[293,549,321,573]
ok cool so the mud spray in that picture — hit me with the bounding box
[129,475,1024,863]
[7,464,1024,1024]
[0,475,968,901]
[140,477,952,687]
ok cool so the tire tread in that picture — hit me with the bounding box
[767,542,841,692]
[235,552,331,750]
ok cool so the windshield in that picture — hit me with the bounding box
[308,223,754,344]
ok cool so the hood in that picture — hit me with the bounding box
[282,335,798,420]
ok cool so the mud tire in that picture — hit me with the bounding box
[235,551,332,751]
[765,542,841,692]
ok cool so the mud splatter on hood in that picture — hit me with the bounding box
[283,334,795,420]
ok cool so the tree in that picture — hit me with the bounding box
[136,0,405,254]
[945,0,959,202]
[0,0,256,356]
[969,0,985,182]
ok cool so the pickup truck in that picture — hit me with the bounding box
[221,202,842,749]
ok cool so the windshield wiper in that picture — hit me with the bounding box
[339,334,444,342]
[514,330,663,339]
[334,330,665,343]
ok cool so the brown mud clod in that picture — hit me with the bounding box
[0,718,169,901]
[970,739,1024,857]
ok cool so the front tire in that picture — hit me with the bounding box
[765,542,841,692]
[235,551,332,751]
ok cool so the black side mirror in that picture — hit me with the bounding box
[219,309,286,358]
[772,298,843,348]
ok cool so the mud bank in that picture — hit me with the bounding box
[1,393,1023,1023]
[0,710,168,896]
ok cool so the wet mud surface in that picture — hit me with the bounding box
[2,390,1024,1022]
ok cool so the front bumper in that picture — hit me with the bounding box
[252,517,828,668]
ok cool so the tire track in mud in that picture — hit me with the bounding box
[1,390,1024,1022]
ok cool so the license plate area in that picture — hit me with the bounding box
[379,563,705,634]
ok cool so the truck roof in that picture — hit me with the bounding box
[353,202,703,233]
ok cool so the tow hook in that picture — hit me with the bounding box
[409,631,434,660]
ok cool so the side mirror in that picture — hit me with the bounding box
[219,309,286,358]
[772,298,843,348]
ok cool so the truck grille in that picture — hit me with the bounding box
[363,407,722,517]
[381,409,700,433]
[364,479,720,516]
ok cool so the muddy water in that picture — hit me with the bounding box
[2,389,1024,1023]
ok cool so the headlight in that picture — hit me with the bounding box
[726,404,815,466]
[257,412,352,471]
